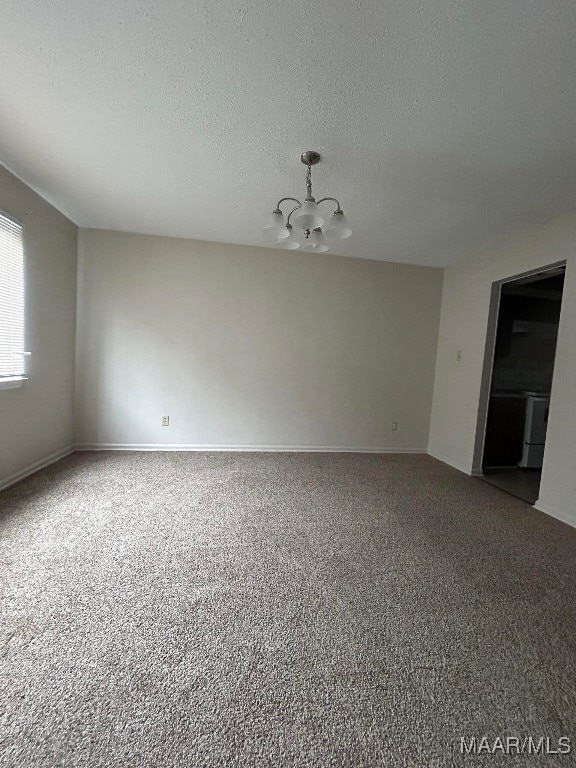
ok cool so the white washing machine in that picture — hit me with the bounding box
[518,393,550,469]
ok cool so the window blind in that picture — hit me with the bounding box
[0,212,25,378]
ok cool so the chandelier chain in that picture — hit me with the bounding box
[306,164,312,200]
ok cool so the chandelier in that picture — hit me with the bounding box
[263,151,352,252]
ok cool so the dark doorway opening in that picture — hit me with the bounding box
[481,266,565,504]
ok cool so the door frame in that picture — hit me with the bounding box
[471,260,566,475]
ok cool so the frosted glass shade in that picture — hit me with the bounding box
[277,237,300,250]
[324,210,352,240]
[291,200,324,230]
[302,242,329,253]
[263,211,290,240]
[275,225,300,249]
[311,228,329,251]
[302,229,329,253]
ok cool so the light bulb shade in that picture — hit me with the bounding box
[276,226,300,249]
[311,228,328,247]
[302,242,329,253]
[302,229,329,253]
[291,200,324,230]
[324,210,352,240]
[275,224,300,251]
[263,210,290,240]
[277,237,300,250]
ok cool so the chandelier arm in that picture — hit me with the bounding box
[315,197,342,212]
[286,206,302,226]
[275,197,302,213]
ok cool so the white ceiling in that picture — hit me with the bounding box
[1,1,576,266]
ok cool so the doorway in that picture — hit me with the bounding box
[475,264,565,504]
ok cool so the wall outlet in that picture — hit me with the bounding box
[391,421,398,432]
[161,415,170,426]
[456,350,462,362]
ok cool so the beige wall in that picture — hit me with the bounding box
[0,165,77,488]
[75,230,443,451]
[429,211,576,525]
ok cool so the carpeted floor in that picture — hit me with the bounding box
[1,452,575,767]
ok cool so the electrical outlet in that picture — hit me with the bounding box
[391,421,398,432]
[456,350,462,362]
[162,415,170,426]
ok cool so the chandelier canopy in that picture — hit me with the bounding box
[263,151,352,252]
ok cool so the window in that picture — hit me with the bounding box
[0,211,25,382]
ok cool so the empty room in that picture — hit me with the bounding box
[1,1,576,765]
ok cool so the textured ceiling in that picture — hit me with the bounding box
[1,1,576,265]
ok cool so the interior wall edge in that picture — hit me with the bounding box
[426,450,472,476]
[0,446,75,493]
[533,501,576,531]
[0,164,78,486]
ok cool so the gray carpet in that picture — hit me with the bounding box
[1,452,575,767]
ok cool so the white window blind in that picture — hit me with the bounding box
[0,212,25,378]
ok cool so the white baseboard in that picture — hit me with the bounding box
[0,446,75,493]
[533,500,576,530]
[75,443,426,454]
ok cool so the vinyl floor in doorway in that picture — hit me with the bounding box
[1,452,575,767]
[481,468,542,505]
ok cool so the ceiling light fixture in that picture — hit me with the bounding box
[263,151,352,252]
